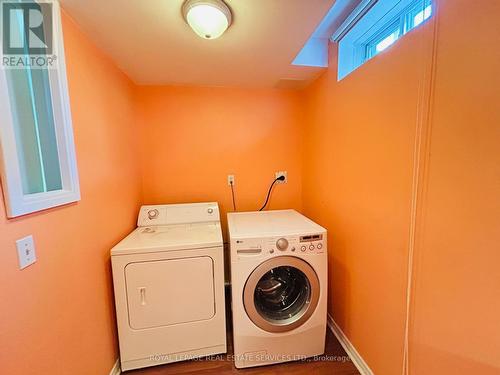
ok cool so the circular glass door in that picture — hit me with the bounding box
[243,256,320,333]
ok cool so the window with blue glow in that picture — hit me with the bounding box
[337,0,433,80]
[366,0,432,58]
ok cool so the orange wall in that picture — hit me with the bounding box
[302,27,425,375]
[409,1,500,374]
[0,12,142,375]
[302,0,500,374]
[135,85,303,236]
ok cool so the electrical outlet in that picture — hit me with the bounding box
[275,171,287,184]
[227,174,235,186]
[16,235,36,270]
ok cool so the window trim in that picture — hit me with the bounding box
[0,1,80,218]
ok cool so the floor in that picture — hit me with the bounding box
[128,328,360,375]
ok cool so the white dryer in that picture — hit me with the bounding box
[228,209,327,368]
[111,202,226,371]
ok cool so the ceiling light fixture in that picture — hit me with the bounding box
[182,0,232,40]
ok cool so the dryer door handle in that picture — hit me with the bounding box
[139,287,147,306]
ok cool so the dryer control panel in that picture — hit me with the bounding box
[137,202,220,227]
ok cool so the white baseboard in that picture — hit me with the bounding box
[327,314,374,375]
[109,359,121,375]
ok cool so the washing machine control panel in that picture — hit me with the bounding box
[233,233,326,259]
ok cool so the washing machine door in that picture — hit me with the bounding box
[243,256,320,333]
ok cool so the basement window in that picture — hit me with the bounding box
[0,1,80,217]
[335,0,433,80]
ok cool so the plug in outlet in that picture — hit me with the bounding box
[16,235,36,270]
[275,171,287,184]
[227,174,235,186]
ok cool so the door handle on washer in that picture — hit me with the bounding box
[258,282,282,293]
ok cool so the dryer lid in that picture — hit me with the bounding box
[111,202,223,256]
[111,222,222,255]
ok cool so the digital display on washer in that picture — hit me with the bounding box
[299,234,322,242]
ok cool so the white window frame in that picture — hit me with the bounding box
[0,0,80,218]
[334,0,433,80]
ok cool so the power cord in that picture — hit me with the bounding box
[259,175,285,211]
[229,180,237,211]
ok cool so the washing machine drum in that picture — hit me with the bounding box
[243,256,320,333]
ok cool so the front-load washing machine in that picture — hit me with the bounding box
[111,202,226,371]
[228,209,327,368]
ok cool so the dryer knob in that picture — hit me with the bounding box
[276,238,289,251]
[148,209,159,219]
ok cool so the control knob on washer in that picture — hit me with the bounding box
[276,238,289,251]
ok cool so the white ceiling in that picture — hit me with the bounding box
[60,0,336,88]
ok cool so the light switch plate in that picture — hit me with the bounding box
[16,235,36,269]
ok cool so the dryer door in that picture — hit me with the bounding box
[125,256,215,329]
[243,256,320,333]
